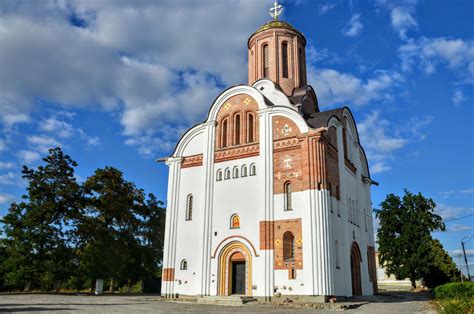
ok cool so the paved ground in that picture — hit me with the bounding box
[0,292,437,313]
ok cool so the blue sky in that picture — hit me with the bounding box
[0,0,473,274]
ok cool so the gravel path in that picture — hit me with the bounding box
[0,292,437,313]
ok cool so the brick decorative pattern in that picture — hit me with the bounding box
[215,94,259,151]
[259,221,274,250]
[272,116,340,199]
[162,268,175,281]
[272,116,304,194]
[214,143,259,163]
[181,154,203,168]
[273,218,303,270]
[367,246,378,293]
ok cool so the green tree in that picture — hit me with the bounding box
[79,166,165,292]
[375,189,445,288]
[1,147,83,291]
[424,239,461,288]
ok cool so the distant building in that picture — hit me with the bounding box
[375,251,413,291]
[161,3,378,299]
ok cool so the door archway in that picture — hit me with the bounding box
[350,242,362,296]
[218,241,252,296]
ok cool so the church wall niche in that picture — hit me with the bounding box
[273,219,303,271]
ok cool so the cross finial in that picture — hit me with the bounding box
[269,1,283,20]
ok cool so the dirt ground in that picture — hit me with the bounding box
[0,292,437,313]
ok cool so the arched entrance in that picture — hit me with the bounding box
[218,241,252,296]
[350,242,362,296]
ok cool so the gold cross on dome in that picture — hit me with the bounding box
[269,1,283,20]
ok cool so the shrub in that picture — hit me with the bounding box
[434,282,474,300]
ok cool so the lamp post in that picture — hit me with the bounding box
[461,235,473,282]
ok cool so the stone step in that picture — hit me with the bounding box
[197,295,257,306]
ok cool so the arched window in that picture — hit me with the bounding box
[234,114,241,145]
[298,47,304,84]
[335,241,340,269]
[247,113,254,143]
[224,168,231,180]
[180,259,187,270]
[284,181,292,211]
[221,118,228,148]
[263,44,269,78]
[216,169,223,181]
[283,231,295,261]
[185,194,193,221]
[230,214,240,229]
[233,166,239,178]
[241,165,248,177]
[282,42,289,78]
[250,163,256,176]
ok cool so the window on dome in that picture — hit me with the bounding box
[282,42,289,78]
[263,44,270,78]
[247,113,255,143]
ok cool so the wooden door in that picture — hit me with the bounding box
[231,262,245,295]
[351,243,362,296]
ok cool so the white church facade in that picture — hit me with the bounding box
[161,6,378,300]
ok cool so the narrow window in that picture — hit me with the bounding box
[283,231,295,261]
[225,168,231,180]
[185,194,193,221]
[180,259,187,270]
[284,181,292,211]
[364,208,368,231]
[247,113,254,143]
[221,118,228,148]
[263,44,269,78]
[298,47,304,84]
[289,268,296,280]
[216,169,223,181]
[250,163,256,176]
[233,166,239,178]
[234,114,241,145]
[230,214,240,229]
[282,42,289,78]
[343,128,348,159]
[241,165,248,177]
[335,241,340,269]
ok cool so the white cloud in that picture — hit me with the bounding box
[0,1,269,157]
[357,111,408,174]
[440,188,474,197]
[452,89,466,106]
[309,68,403,107]
[390,7,417,39]
[318,3,336,15]
[18,150,41,164]
[27,135,61,154]
[449,249,474,257]
[0,161,14,170]
[0,192,16,204]
[39,118,75,138]
[357,111,432,175]
[0,171,17,185]
[341,14,363,37]
[399,37,474,81]
[435,204,474,221]
[447,224,474,232]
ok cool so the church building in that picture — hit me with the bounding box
[161,3,378,300]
